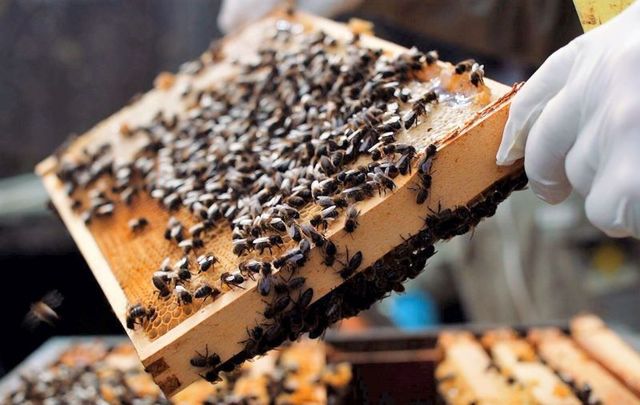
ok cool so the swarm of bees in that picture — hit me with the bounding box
[52,13,522,384]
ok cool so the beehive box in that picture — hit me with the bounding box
[36,9,525,396]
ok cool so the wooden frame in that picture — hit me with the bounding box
[36,11,523,396]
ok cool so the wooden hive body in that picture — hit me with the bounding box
[37,10,524,396]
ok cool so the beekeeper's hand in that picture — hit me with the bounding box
[218,0,362,33]
[497,1,640,238]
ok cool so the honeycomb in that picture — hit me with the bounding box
[52,13,495,343]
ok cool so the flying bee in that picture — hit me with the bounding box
[338,248,363,279]
[221,272,245,289]
[197,254,217,273]
[190,344,221,368]
[128,217,148,232]
[194,284,221,302]
[175,285,192,305]
[23,290,64,330]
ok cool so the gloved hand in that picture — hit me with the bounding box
[218,0,362,33]
[497,1,640,238]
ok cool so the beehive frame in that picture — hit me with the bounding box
[37,10,524,396]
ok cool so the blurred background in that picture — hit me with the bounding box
[1,0,639,378]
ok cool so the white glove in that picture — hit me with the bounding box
[218,0,363,33]
[497,1,640,238]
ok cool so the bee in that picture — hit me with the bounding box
[418,144,437,174]
[178,239,194,254]
[470,63,485,87]
[175,285,192,305]
[221,272,245,289]
[176,256,189,270]
[197,254,217,273]
[412,173,432,205]
[152,273,171,298]
[322,240,338,266]
[269,217,287,233]
[23,290,64,330]
[194,284,221,302]
[125,303,148,329]
[423,50,438,65]
[128,217,149,232]
[286,195,306,208]
[342,186,365,202]
[163,193,180,211]
[263,295,291,319]
[95,203,114,217]
[190,344,221,368]
[287,223,302,242]
[269,235,284,249]
[258,264,274,296]
[376,115,401,133]
[274,276,306,295]
[189,223,205,238]
[318,155,336,175]
[369,169,396,194]
[253,237,273,255]
[238,259,261,281]
[177,266,192,281]
[232,238,250,256]
[338,249,363,279]
[396,153,412,175]
[301,224,325,247]
[455,59,475,74]
[169,224,184,243]
[242,325,265,355]
[344,206,360,233]
[295,288,313,310]
[199,369,221,384]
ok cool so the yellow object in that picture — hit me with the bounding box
[591,244,625,275]
[573,0,635,31]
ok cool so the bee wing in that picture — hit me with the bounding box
[41,290,64,308]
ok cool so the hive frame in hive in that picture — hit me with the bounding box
[36,10,524,396]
